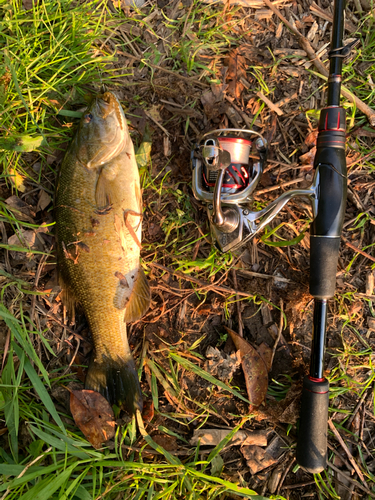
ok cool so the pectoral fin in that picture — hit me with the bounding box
[95,172,111,209]
[124,267,151,322]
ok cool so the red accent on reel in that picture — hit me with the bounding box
[203,172,242,190]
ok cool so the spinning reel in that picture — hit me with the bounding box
[191,128,319,253]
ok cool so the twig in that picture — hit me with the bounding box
[346,388,370,431]
[0,447,52,500]
[225,95,262,128]
[277,455,296,494]
[0,221,11,273]
[310,1,356,32]
[347,186,366,211]
[257,91,284,116]
[232,269,243,337]
[119,51,208,88]
[275,92,298,108]
[262,0,375,126]
[147,261,257,299]
[270,299,283,366]
[282,480,316,490]
[254,177,305,196]
[35,303,87,341]
[144,110,170,137]
[327,419,365,483]
[327,461,375,498]
[327,442,355,474]
[341,236,375,263]
[237,269,292,283]
[29,254,48,326]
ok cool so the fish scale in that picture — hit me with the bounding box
[55,92,150,414]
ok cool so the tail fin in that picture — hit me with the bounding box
[85,355,143,414]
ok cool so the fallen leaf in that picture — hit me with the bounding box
[257,343,273,372]
[151,433,177,451]
[5,196,35,222]
[136,141,152,167]
[204,346,240,381]
[211,454,224,476]
[22,0,34,9]
[8,229,39,260]
[8,167,26,192]
[299,146,316,167]
[190,428,268,447]
[163,136,171,157]
[226,327,269,410]
[147,104,162,123]
[241,445,276,474]
[36,190,52,212]
[201,90,217,120]
[259,382,302,425]
[304,129,318,148]
[225,48,247,99]
[142,400,154,423]
[1,135,44,153]
[70,390,115,449]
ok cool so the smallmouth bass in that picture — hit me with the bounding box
[55,92,150,414]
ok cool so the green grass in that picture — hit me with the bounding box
[0,1,277,498]
[1,0,375,498]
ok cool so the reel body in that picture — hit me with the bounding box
[191,128,318,253]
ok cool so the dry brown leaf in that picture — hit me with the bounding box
[241,445,276,474]
[204,346,240,381]
[5,196,35,222]
[152,433,177,451]
[70,389,115,449]
[261,382,302,425]
[142,400,154,423]
[257,343,273,372]
[300,146,316,167]
[190,428,267,447]
[36,189,52,212]
[8,229,39,260]
[8,167,26,192]
[304,129,318,148]
[201,90,223,121]
[226,327,269,410]
[225,49,247,99]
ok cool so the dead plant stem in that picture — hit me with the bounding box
[262,0,375,125]
[327,419,365,483]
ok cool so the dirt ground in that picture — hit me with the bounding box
[1,0,375,498]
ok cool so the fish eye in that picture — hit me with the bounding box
[84,113,93,123]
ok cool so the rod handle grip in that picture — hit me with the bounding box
[296,376,329,473]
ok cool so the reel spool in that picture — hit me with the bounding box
[191,128,320,253]
[202,136,253,194]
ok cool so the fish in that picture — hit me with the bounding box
[55,92,150,414]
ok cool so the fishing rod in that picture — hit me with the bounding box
[191,0,355,474]
[295,0,354,473]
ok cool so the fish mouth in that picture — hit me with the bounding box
[96,92,126,131]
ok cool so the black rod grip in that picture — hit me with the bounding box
[310,237,341,299]
[296,376,329,473]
